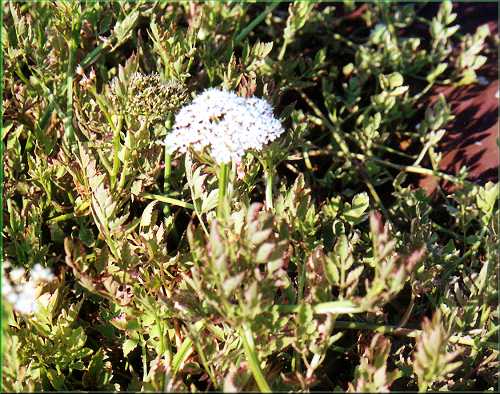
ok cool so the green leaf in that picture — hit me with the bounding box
[82,349,108,389]
[122,338,139,357]
[223,273,245,296]
[201,189,218,213]
[140,200,158,229]
[256,242,275,263]
[47,368,66,390]
[112,10,139,50]
[323,255,340,285]
[172,337,194,375]
[343,192,369,224]
[426,63,448,82]
[334,234,349,266]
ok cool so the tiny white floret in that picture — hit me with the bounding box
[9,267,26,282]
[13,282,38,314]
[31,264,55,282]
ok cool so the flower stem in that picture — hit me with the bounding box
[265,167,273,210]
[217,163,229,219]
[164,153,171,194]
[164,114,174,196]
[240,323,271,392]
[163,151,172,220]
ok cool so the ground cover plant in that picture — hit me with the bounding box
[2,1,499,391]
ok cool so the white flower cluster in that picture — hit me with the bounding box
[165,88,284,164]
[2,263,55,315]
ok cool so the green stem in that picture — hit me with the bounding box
[332,33,359,49]
[117,164,128,191]
[217,163,229,219]
[111,116,123,189]
[413,139,434,167]
[172,337,194,375]
[164,114,174,195]
[278,38,289,62]
[240,323,271,393]
[234,2,280,45]
[164,153,171,194]
[142,193,194,210]
[163,152,172,219]
[374,143,416,160]
[363,175,390,219]
[158,320,166,358]
[47,212,75,224]
[299,91,350,155]
[63,15,81,150]
[97,150,113,176]
[157,319,172,365]
[264,166,273,210]
[299,148,314,171]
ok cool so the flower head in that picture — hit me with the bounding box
[109,72,189,123]
[31,264,55,282]
[2,263,55,315]
[165,88,284,164]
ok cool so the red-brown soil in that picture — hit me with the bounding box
[418,3,499,195]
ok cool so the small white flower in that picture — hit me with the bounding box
[1,280,13,296]
[165,88,285,164]
[9,267,25,282]
[1,277,37,315]
[13,282,37,314]
[6,290,18,305]
[31,264,55,283]
[2,264,54,315]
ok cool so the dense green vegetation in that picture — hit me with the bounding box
[2,2,498,391]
